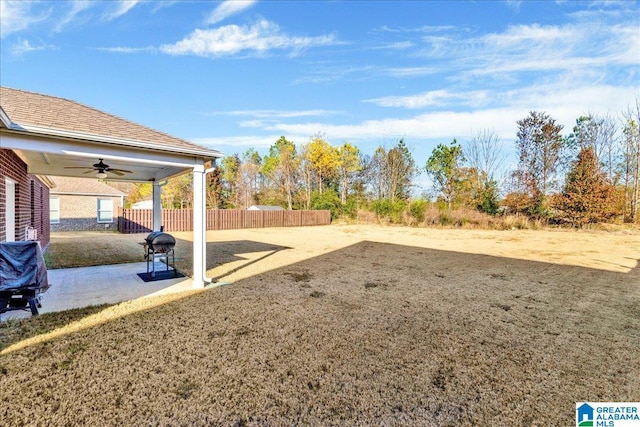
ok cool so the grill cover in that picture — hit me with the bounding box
[0,241,50,292]
[145,232,176,251]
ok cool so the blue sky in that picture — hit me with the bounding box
[1,0,639,190]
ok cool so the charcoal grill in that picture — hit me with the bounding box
[142,231,177,278]
[0,241,50,316]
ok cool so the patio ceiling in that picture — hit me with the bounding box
[6,135,206,183]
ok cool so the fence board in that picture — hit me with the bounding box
[118,208,330,233]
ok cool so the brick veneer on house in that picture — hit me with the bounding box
[0,149,50,247]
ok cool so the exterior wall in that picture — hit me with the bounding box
[51,194,123,231]
[0,149,50,247]
[29,176,50,247]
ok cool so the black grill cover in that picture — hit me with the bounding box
[145,232,176,249]
[0,241,50,293]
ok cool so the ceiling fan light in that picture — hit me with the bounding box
[96,171,108,179]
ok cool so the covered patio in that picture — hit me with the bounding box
[0,87,222,291]
[1,262,193,320]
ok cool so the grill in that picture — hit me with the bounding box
[143,232,177,278]
[0,241,50,316]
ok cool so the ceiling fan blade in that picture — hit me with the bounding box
[111,170,125,176]
[82,170,95,174]
[110,168,132,174]
[64,166,93,169]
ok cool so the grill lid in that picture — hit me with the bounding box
[145,232,176,247]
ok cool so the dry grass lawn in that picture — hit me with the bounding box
[1,224,639,426]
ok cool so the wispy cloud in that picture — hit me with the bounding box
[159,19,339,57]
[192,135,283,149]
[104,0,139,21]
[54,0,93,32]
[10,39,52,56]
[208,109,339,119]
[364,89,491,109]
[206,0,256,25]
[94,46,156,54]
[0,1,51,38]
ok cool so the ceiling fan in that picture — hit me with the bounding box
[64,159,132,178]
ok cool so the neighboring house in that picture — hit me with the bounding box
[49,177,126,231]
[247,205,285,211]
[131,200,153,210]
[0,86,222,288]
[0,149,53,247]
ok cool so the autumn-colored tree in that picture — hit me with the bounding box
[551,147,621,227]
[163,175,193,208]
[125,183,152,207]
[307,135,339,194]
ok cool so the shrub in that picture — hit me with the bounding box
[371,199,407,224]
[310,190,341,220]
[408,199,428,224]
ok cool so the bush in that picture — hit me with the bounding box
[408,199,428,224]
[310,190,342,220]
[371,199,407,224]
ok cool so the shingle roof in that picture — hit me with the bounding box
[0,86,218,156]
[50,176,126,196]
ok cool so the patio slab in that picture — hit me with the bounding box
[1,262,192,320]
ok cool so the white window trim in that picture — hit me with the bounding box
[50,196,60,224]
[97,198,114,223]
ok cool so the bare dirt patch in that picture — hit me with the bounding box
[1,225,639,426]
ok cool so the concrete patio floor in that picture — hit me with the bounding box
[1,262,192,320]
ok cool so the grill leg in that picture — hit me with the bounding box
[29,299,39,316]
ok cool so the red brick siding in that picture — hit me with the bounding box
[0,149,50,247]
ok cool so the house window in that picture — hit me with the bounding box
[97,198,113,223]
[50,197,60,224]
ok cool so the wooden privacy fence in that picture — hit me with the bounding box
[117,208,331,233]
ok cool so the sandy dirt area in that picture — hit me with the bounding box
[1,224,639,426]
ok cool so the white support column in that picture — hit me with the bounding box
[192,164,205,288]
[152,181,162,231]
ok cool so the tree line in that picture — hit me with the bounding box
[126,103,640,227]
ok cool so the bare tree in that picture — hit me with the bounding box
[465,128,506,185]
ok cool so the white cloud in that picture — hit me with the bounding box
[206,0,256,25]
[233,83,639,146]
[159,19,338,57]
[104,0,139,21]
[0,1,51,38]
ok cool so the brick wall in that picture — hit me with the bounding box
[51,194,123,232]
[30,176,50,246]
[0,149,51,247]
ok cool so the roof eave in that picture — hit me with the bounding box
[0,107,13,128]
[2,122,223,159]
